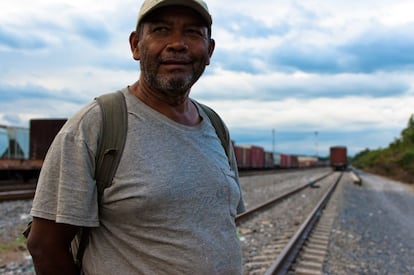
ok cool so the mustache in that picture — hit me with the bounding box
[159,55,192,64]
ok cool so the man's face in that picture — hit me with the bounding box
[133,6,215,98]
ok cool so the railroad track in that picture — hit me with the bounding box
[0,182,36,201]
[236,172,333,222]
[0,189,35,201]
[237,171,345,274]
[287,173,344,274]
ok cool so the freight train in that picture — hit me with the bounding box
[232,143,323,170]
[1,119,336,181]
[329,146,348,170]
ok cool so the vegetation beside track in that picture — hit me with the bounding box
[0,235,26,253]
[352,114,414,184]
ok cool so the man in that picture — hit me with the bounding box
[27,0,245,274]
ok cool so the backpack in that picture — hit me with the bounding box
[24,90,234,269]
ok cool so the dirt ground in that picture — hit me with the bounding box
[0,246,30,267]
[0,219,32,268]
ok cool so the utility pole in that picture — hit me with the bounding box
[314,131,318,158]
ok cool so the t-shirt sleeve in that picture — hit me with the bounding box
[30,102,102,227]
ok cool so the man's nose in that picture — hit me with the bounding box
[166,31,188,51]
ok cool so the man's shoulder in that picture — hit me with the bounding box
[63,87,130,134]
[63,101,101,134]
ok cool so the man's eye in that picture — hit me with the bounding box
[153,27,169,33]
[187,29,203,36]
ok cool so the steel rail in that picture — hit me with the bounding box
[0,183,37,192]
[0,189,35,202]
[264,172,343,275]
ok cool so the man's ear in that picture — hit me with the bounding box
[206,38,215,65]
[129,31,140,61]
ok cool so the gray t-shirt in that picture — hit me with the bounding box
[31,87,245,274]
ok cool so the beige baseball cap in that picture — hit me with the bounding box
[136,0,212,28]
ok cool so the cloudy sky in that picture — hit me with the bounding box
[1,0,413,157]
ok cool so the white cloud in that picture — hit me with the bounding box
[1,0,414,156]
[195,69,412,100]
[203,95,414,131]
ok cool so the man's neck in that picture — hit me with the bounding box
[129,81,201,126]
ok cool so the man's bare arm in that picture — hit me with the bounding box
[27,217,80,275]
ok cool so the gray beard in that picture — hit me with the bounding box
[145,73,193,98]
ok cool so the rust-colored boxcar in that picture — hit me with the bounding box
[30,119,67,160]
[280,154,299,168]
[233,145,251,169]
[249,145,265,168]
[233,144,265,169]
[329,146,347,170]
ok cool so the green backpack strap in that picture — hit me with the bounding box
[74,90,128,268]
[196,102,236,172]
[94,90,128,199]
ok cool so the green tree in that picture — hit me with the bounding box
[352,114,414,184]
